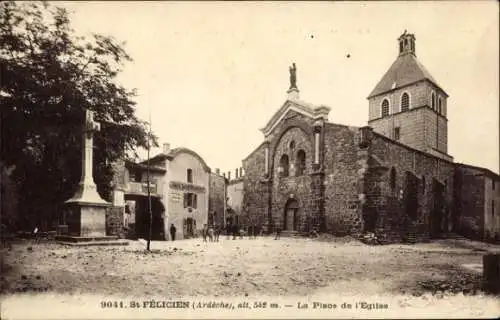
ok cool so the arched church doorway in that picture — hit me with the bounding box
[284,199,299,231]
[430,179,445,238]
[404,171,419,221]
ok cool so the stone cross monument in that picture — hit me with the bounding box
[65,109,110,237]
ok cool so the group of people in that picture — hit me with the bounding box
[224,223,262,240]
[166,221,319,242]
[202,224,221,242]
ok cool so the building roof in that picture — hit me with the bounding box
[455,162,500,181]
[260,99,330,137]
[141,147,211,173]
[125,161,166,173]
[368,53,447,99]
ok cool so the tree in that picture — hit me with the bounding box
[0,1,157,230]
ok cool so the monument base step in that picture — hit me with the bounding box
[55,235,118,242]
[280,231,307,237]
[55,235,128,246]
[57,240,129,247]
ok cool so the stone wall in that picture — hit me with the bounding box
[484,176,500,241]
[242,142,270,230]
[424,108,448,153]
[209,172,226,227]
[454,165,486,240]
[323,123,364,236]
[366,130,455,243]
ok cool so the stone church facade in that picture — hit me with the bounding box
[241,31,499,243]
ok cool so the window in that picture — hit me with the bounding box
[422,176,426,193]
[401,93,409,112]
[431,92,436,110]
[394,127,400,140]
[289,141,296,150]
[130,170,142,182]
[279,155,290,177]
[184,193,197,209]
[493,180,496,190]
[390,167,396,192]
[381,99,390,117]
[295,150,306,176]
[492,200,495,217]
[438,98,442,115]
[187,169,193,183]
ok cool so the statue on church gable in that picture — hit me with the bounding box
[289,63,297,89]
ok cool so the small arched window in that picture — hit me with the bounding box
[390,167,397,192]
[431,92,436,110]
[401,92,409,112]
[438,98,442,115]
[187,169,193,183]
[381,99,390,117]
[295,150,306,176]
[279,155,289,177]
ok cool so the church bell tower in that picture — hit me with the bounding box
[367,31,452,161]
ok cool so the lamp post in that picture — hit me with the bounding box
[146,109,153,251]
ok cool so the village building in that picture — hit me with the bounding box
[110,143,226,240]
[240,31,500,243]
[226,168,245,228]
[454,163,500,241]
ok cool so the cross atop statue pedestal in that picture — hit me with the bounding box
[64,108,110,238]
[66,109,109,205]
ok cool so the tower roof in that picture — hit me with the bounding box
[368,33,447,99]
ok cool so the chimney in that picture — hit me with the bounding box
[163,143,170,154]
[240,167,243,177]
[235,168,239,179]
[215,168,220,175]
[223,173,226,178]
[228,171,231,180]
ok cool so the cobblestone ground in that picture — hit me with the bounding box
[1,235,499,318]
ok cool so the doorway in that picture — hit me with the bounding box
[183,218,196,239]
[284,199,299,231]
[404,171,419,220]
[430,179,445,238]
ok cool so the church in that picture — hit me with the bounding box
[240,31,500,243]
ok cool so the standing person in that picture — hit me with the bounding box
[214,224,220,242]
[274,221,281,240]
[170,223,176,241]
[33,225,40,244]
[226,222,231,240]
[268,220,274,237]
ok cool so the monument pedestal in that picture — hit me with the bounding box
[55,201,128,246]
[66,202,108,237]
[55,109,128,246]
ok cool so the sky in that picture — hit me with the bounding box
[61,1,499,174]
